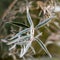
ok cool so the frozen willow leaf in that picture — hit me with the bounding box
[35,16,56,29]
[17,41,29,46]
[7,36,20,45]
[9,44,16,50]
[9,28,29,40]
[11,22,29,28]
[35,38,52,58]
[7,35,30,45]
[26,6,33,26]
[26,4,34,42]
[20,41,32,57]
[30,46,36,54]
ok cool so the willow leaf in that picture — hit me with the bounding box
[11,22,29,28]
[9,28,29,40]
[35,38,52,58]
[35,16,56,29]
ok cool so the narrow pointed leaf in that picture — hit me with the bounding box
[26,6,33,26]
[35,16,56,29]
[35,38,52,58]
[7,35,30,45]
[20,41,32,57]
[10,28,29,40]
[11,22,29,28]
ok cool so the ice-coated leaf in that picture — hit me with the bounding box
[35,16,56,29]
[35,38,52,58]
[9,28,29,40]
[26,6,33,26]
[20,41,32,57]
[7,35,30,45]
[11,22,29,28]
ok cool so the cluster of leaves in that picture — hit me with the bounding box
[0,0,60,60]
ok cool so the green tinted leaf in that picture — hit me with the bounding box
[11,22,29,28]
[35,38,52,58]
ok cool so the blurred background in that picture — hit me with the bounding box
[0,0,60,60]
